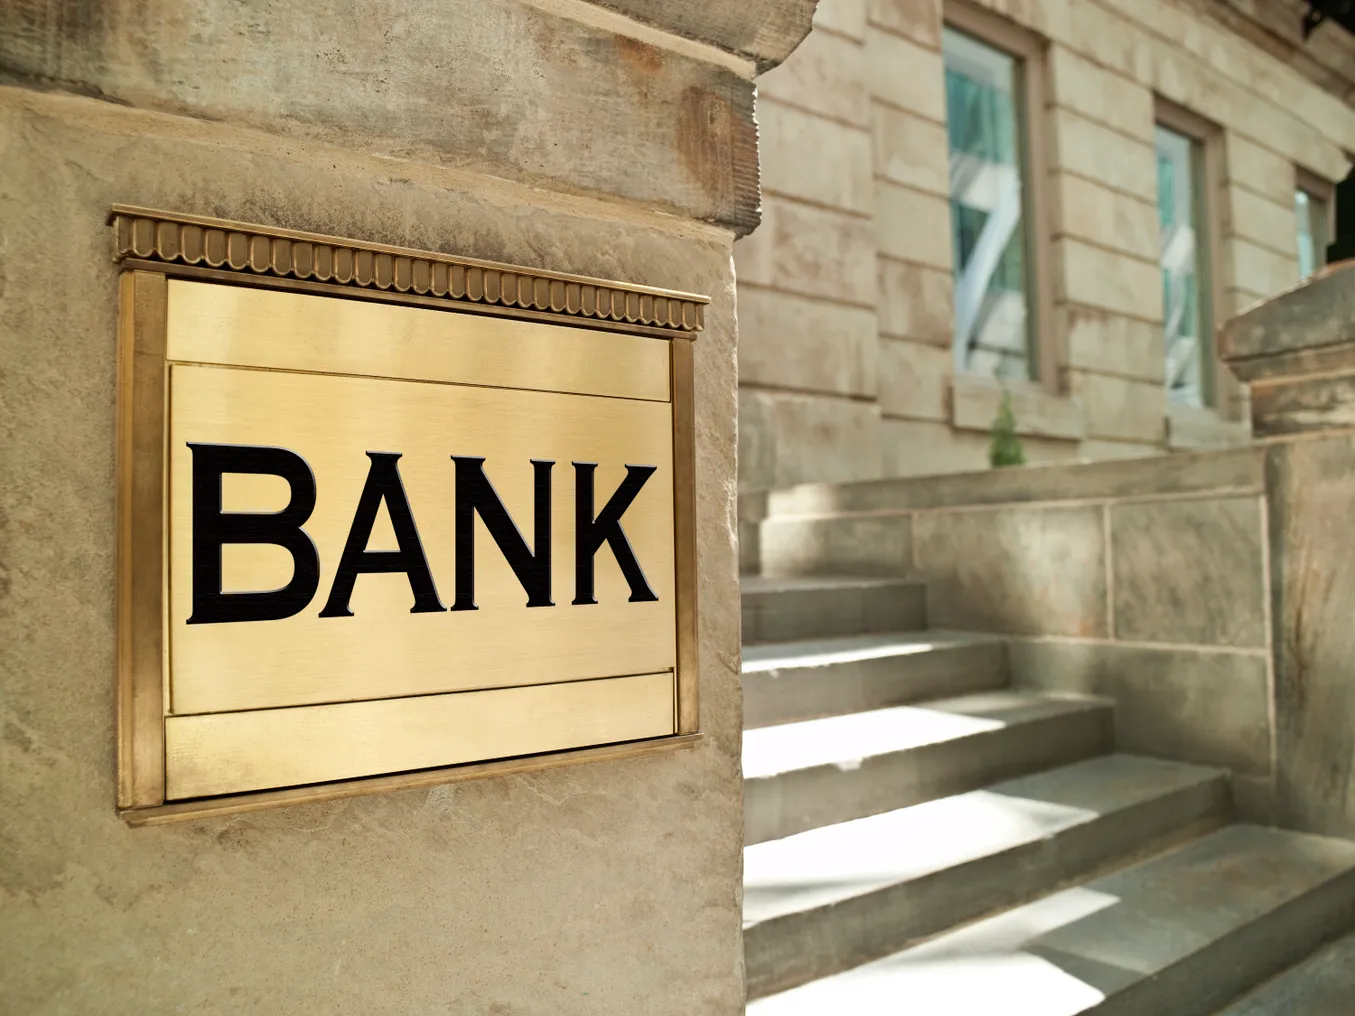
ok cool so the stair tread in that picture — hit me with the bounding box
[1217,929,1355,1014]
[742,630,1002,674]
[744,754,1226,927]
[748,824,1355,1015]
[742,575,921,595]
[743,691,1111,781]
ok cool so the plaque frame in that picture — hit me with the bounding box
[112,207,704,825]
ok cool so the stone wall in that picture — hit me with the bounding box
[735,0,1355,489]
[0,2,815,1012]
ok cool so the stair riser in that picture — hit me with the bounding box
[1099,868,1355,1016]
[743,642,1008,728]
[741,584,926,644]
[744,708,1114,845]
[745,777,1231,1000]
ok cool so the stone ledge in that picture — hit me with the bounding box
[950,377,1085,442]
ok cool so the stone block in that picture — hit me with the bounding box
[877,258,953,345]
[1008,639,1271,776]
[1224,134,1298,200]
[0,0,767,234]
[1225,239,1301,301]
[866,0,942,49]
[1048,46,1154,142]
[914,505,1109,637]
[1078,439,1162,460]
[739,389,882,488]
[813,0,869,42]
[874,182,952,270]
[759,514,915,577]
[737,287,878,396]
[871,103,949,197]
[1110,497,1266,647]
[879,337,950,420]
[865,27,946,122]
[950,378,1085,441]
[758,27,870,128]
[1067,371,1166,443]
[1223,186,1301,260]
[1056,239,1162,320]
[733,195,876,305]
[1165,403,1252,451]
[1220,262,1355,368]
[1060,304,1166,383]
[759,99,874,214]
[1267,436,1355,838]
[1051,173,1160,265]
[1251,375,1355,437]
[1049,109,1158,204]
[880,418,989,476]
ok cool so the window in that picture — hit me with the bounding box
[1295,171,1332,280]
[1155,122,1213,408]
[942,17,1047,386]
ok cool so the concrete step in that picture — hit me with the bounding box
[743,630,1008,729]
[740,575,926,644]
[747,824,1355,1016]
[743,691,1114,845]
[1215,929,1355,1015]
[744,754,1231,1001]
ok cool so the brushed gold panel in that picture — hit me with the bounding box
[164,672,675,799]
[165,280,671,402]
[168,364,675,714]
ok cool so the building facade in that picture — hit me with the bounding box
[736,0,1355,490]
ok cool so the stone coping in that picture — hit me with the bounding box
[749,445,1268,518]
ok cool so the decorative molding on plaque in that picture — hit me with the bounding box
[110,206,707,333]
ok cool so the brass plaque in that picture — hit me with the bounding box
[114,218,702,820]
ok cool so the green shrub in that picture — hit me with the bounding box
[989,389,1026,468]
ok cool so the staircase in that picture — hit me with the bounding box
[740,574,1355,1014]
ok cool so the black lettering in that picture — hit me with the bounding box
[450,457,554,610]
[187,443,321,624]
[319,452,444,617]
[572,463,658,605]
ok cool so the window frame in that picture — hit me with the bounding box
[943,1,1056,397]
[1153,99,1226,413]
[1295,166,1335,278]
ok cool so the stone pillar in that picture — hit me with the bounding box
[0,2,812,1011]
[1221,261,1355,840]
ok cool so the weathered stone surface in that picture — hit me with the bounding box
[1224,133,1300,200]
[874,182,952,270]
[739,390,881,490]
[1250,373,1355,436]
[759,101,873,214]
[590,0,817,70]
[0,0,765,234]
[1220,261,1355,364]
[866,0,942,49]
[914,506,1109,637]
[878,418,990,477]
[1051,174,1160,266]
[1166,402,1252,450]
[0,86,744,1014]
[757,27,870,127]
[760,514,914,577]
[950,378,1085,441]
[1048,47,1154,141]
[871,103,949,198]
[865,27,946,121]
[766,444,1267,515]
[734,195,876,305]
[1049,109,1158,204]
[1227,239,1301,301]
[812,0,869,42]
[1068,370,1167,443]
[879,338,949,421]
[1008,639,1272,775]
[736,287,878,396]
[1267,436,1355,838]
[1110,497,1267,647]
[1059,303,1166,383]
[876,258,953,345]
[1224,186,1303,260]
[1055,238,1162,320]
